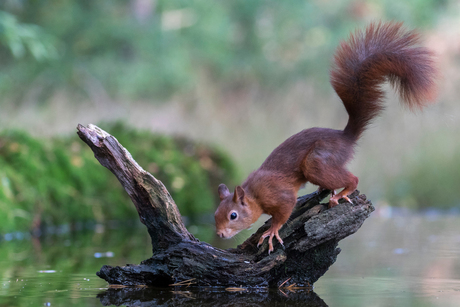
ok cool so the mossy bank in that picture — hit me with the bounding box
[0,122,237,236]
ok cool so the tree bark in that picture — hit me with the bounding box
[77,124,374,288]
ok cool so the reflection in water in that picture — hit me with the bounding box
[97,287,328,307]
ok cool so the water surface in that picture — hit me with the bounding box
[1,213,459,306]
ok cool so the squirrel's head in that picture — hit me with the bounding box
[214,184,257,239]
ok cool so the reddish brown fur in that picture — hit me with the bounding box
[214,22,437,253]
[331,22,437,139]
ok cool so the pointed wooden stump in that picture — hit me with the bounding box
[77,124,374,288]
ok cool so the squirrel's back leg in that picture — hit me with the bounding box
[302,142,358,207]
[328,173,358,206]
[304,161,358,207]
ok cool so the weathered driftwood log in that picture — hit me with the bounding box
[77,124,374,288]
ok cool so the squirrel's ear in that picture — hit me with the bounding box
[218,184,231,201]
[233,185,245,203]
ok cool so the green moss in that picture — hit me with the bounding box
[0,122,237,234]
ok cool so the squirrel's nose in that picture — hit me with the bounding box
[217,231,225,238]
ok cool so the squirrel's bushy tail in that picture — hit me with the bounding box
[330,22,437,139]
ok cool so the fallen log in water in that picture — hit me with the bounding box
[77,124,374,288]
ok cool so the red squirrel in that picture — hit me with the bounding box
[214,22,437,253]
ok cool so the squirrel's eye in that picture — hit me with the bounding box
[230,212,237,220]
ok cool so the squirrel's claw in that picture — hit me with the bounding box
[342,195,352,203]
[328,197,339,208]
[329,191,354,207]
[279,241,285,251]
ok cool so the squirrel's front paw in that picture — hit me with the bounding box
[257,226,284,254]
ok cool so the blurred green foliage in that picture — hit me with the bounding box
[0,0,447,102]
[0,122,237,234]
[0,10,57,61]
[0,0,455,217]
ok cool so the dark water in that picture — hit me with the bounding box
[1,212,460,306]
